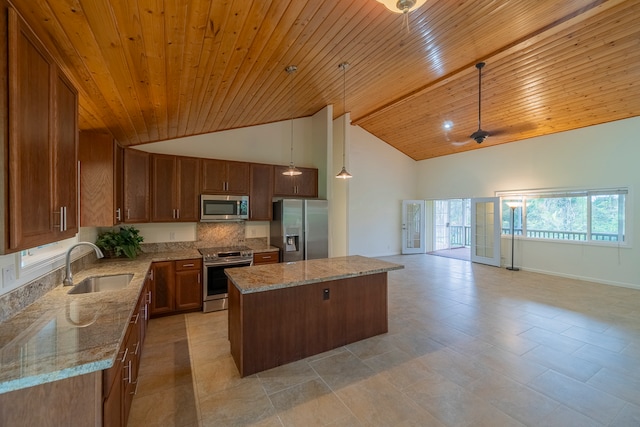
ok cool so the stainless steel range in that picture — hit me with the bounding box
[199,246,253,312]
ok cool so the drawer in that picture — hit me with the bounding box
[253,251,279,265]
[175,258,202,271]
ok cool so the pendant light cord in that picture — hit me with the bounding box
[285,65,298,170]
[342,62,347,167]
[336,62,352,179]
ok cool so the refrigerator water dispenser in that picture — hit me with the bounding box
[285,235,299,252]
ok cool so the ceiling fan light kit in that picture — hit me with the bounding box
[376,0,426,14]
[283,65,302,176]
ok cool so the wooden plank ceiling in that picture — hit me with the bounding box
[10,0,640,160]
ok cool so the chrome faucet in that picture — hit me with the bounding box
[63,242,104,286]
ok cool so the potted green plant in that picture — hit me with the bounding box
[95,226,144,259]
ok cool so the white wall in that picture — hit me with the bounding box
[312,105,332,200]
[330,113,349,257]
[416,117,640,289]
[137,117,319,168]
[347,125,418,257]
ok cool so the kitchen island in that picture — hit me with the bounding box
[225,255,403,377]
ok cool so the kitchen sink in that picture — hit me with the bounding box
[68,273,134,294]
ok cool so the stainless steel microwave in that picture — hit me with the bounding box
[200,195,249,221]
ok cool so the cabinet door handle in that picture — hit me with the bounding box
[121,346,129,363]
[130,313,140,324]
[176,209,180,219]
[116,207,121,221]
[182,263,194,267]
[127,209,131,220]
[124,359,133,383]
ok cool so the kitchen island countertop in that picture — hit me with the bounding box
[226,255,404,294]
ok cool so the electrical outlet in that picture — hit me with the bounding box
[3,264,15,288]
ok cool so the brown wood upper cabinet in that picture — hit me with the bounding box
[79,132,124,227]
[123,149,150,223]
[249,163,274,221]
[6,7,79,251]
[273,166,318,198]
[201,159,249,195]
[151,154,200,222]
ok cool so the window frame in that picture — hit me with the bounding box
[496,187,630,247]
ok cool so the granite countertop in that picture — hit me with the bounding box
[226,255,404,294]
[0,249,200,394]
[247,242,279,253]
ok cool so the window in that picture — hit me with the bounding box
[20,236,78,271]
[499,188,628,244]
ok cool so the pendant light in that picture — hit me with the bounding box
[336,62,352,179]
[282,65,302,176]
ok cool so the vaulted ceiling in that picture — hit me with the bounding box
[10,0,640,160]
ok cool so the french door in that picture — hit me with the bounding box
[470,197,501,266]
[402,200,426,254]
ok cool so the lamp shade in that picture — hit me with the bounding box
[376,0,427,13]
[505,200,523,209]
[336,166,352,179]
[283,165,302,176]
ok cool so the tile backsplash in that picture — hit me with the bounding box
[141,222,266,253]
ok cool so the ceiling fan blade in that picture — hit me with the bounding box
[451,140,472,146]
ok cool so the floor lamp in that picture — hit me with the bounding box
[506,201,522,271]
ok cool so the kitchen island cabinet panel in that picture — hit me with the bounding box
[229,272,388,377]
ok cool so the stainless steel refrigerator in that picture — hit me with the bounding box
[271,199,328,262]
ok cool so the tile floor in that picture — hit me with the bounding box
[128,254,640,426]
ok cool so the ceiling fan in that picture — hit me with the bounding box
[449,61,505,145]
[449,61,535,146]
[470,62,491,144]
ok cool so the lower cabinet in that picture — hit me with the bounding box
[103,277,149,427]
[253,250,279,265]
[150,258,202,317]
